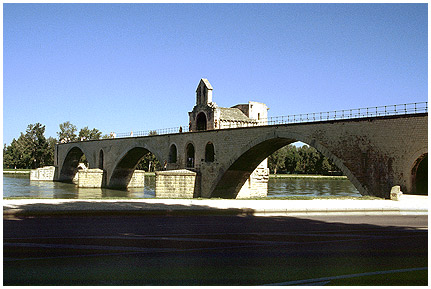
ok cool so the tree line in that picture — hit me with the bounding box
[3,122,107,169]
[268,145,342,175]
[4,122,341,175]
[3,122,161,170]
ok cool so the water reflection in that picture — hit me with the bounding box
[268,177,360,197]
[4,174,360,199]
[4,175,156,199]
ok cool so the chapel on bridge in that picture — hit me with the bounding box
[188,78,270,198]
[188,78,269,131]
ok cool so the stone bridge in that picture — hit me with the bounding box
[54,112,427,199]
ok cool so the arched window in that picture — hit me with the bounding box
[413,154,428,195]
[186,143,195,168]
[98,150,104,169]
[205,142,215,162]
[196,112,207,131]
[169,144,177,163]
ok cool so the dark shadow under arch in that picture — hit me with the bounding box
[59,147,85,182]
[109,147,158,189]
[412,154,427,195]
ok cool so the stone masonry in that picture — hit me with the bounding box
[30,166,55,181]
[155,170,199,198]
[77,169,104,188]
[188,79,270,198]
[55,112,428,199]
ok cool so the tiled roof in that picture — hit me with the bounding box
[219,107,256,123]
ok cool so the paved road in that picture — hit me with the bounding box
[3,214,428,285]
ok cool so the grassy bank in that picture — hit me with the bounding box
[3,169,31,174]
[143,172,347,179]
[270,174,347,179]
[3,170,346,179]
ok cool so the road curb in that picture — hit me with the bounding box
[3,199,427,218]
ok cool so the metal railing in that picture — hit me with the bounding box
[115,126,189,138]
[264,101,428,126]
[113,101,427,138]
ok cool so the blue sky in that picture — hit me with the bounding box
[3,3,428,145]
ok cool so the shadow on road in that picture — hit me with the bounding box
[3,201,428,286]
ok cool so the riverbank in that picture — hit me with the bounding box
[3,169,30,174]
[270,174,346,179]
[3,170,347,180]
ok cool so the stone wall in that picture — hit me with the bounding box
[155,170,199,198]
[77,169,104,188]
[30,166,55,181]
[236,160,269,199]
[128,170,146,188]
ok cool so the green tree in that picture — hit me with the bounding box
[320,157,332,174]
[136,152,161,172]
[5,137,29,168]
[3,123,52,169]
[58,121,77,142]
[24,123,50,168]
[284,146,300,173]
[267,144,342,175]
[3,144,14,169]
[268,146,287,174]
[45,137,58,165]
[79,126,102,141]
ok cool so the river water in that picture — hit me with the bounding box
[3,174,360,199]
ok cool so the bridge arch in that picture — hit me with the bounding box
[108,146,162,189]
[58,146,94,182]
[211,131,366,199]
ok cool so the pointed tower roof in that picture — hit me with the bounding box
[196,78,213,91]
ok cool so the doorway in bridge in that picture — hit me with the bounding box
[205,142,215,162]
[186,143,195,168]
[169,144,177,164]
[413,154,427,195]
[99,150,104,170]
[196,112,207,131]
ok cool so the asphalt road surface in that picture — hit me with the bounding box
[3,214,428,286]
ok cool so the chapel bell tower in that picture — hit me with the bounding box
[196,78,213,105]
